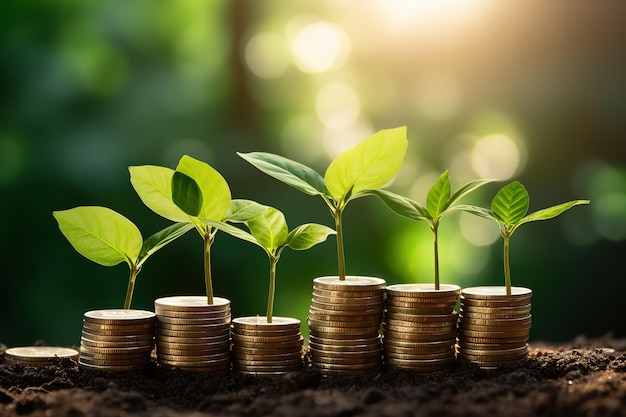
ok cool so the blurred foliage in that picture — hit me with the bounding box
[0,0,625,345]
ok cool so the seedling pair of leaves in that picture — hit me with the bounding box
[458,181,589,295]
[53,207,193,309]
[172,173,335,322]
[238,126,408,281]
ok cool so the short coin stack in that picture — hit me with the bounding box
[308,276,386,376]
[232,316,304,375]
[5,346,79,367]
[383,284,460,372]
[79,309,156,371]
[154,296,231,373]
[457,286,532,369]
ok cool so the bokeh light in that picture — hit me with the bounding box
[245,32,290,79]
[287,17,350,73]
[471,134,522,180]
[315,82,361,129]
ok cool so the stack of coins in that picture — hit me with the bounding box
[383,284,460,372]
[79,309,156,371]
[5,346,79,367]
[232,316,304,375]
[457,286,532,369]
[154,296,231,373]
[308,276,385,376]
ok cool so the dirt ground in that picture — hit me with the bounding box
[1,334,626,417]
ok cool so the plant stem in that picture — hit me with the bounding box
[432,223,440,290]
[204,231,214,305]
[503,234,512,296]
[123,265,138,309]
[267,257,277,323]
[334,208,346,281]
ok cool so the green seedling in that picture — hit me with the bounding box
[53,206,193,309]
[238,126,408,281]
[368,171,494,289]
[129,155,264,304]
[458,181,590,295]
[210,204,334,323]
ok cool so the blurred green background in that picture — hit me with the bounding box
[1,0,624,346]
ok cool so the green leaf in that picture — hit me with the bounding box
[129,165,190,223]
[366,189,430,221]
[225,199,268,222]
[53,206,142,267]
[172,171,202,217]
[491,181,529,226]
[238,152,328,196]
[426,171,451,219]
[246,207,289,253]
[454,204,497,221]
[175,155,231,221]
[519,200,590,226]
[448,178,496,208]
[324,126,408,203]
[285,223,336,251]
[207,220,260,247]
[137,222,194,266]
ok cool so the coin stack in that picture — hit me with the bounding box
[79,309,156,371]
[154,296,231,373]
[383,284,460,372]
[307,276,386,376]
[457,286,532,368]
[5,346,79,367]
[231,316,304,375]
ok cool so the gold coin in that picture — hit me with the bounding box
[79,344,153,355]
[459,304,531,314]
[385,306,454,315]
[231,333,302,343]
[231,328,299,338]
[383,343,454,356]
[78,355,150,366]
[82,322,156,333]
[307,318,381,329]
[382,337,455,349]
[383,329,456,342]
[313,289,383,298]
[458,315,531,326]
[156,316,232,327]
[81,332,154,343]
[308,334,380,345]
[83,309,156,325]
[313,276,386,291]
[78,361,147,372]
[156,334,229,344]
[308,341,380,353]
[154,296,230,311]
[384,361,454,373]
[461,286,532,299]
[156,310,231,321]
[458,335,529,344]
[310,300,385,312]
[232,316,300,330]
[384,312,458,323]
[5,346,80,362]
[311,361,381,371]
[458,352,527,363]
[157,358,232,368]
[458,328,529,338]
[232,350,302,360]
[80,337,153,349]
[384,349,455,360]
[458,323,531,333]
[234,363,303,373]
[385,298,455,308]
[79,350,150,360]
[383,323,456,334]
[155,328,228,339]
[459,310,531,320]
[233,357,303,367]
[461,345,527,356]
[156,340,230,352]
[386,283,461,297]
[312,294,384,305]
[233,337,303,349]
[157,351,231,362]
[309,325,380,337]
[309,355,381,366]
[313,366,379,376]
[309,346,381,358]
[457,341,527,351]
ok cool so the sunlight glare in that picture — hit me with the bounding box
[471,134,521,180]
[244,32,290,79]
[316,83,361,130]
[287,18,350,73]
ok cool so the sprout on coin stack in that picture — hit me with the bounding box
[457,181,589,368]
[208,203,335,375]
[372,171,493,372]
[4,346,79,368]
[78,310,156,371]
[238,127,408,376]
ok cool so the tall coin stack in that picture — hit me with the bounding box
[308,276,386,376]
[383,284,460,372]
[457,286,532,368]
[154,296,231,373]
[231,316,304,375]
[79,309,156,371]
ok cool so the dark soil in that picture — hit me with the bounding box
[2,335,626,417]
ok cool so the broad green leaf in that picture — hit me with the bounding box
[207,220,259,247]
[324,126,408,203]
[448,178,496,208]
[53,206,142,267]
[491,181,529,226]
[454,204,497,221]
[129,165,189,223]
[246,207,289,253]
[172,171,202,217]
[238,152,328,196]
[366,189,430,221]
[285,224,336,251]
[137,222,194,265]
[175,155,231,221]
[519,200,590,226]
[225,199,268,222]
[426,171,451,219]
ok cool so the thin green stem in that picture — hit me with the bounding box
[334,208,346,281]
[267,256,277,323]
[432,223,440,290]
[204,230,214,305]
[503,234,512,296]
[123,265,139,309]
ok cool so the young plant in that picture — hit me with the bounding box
[53,206,193,309]
[368,171,494,289]
[238,126,408,281]
[459,181,590,295]
[129,155,264,304]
